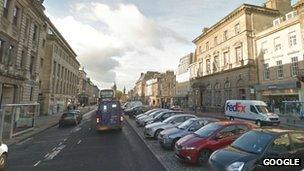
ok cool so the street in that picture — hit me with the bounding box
[6,111,165,171]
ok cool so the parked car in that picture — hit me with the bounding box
[136,109,169,127]
[144,114,196,139]
[170,105,182,111]
[59,112,82,127]
[209,128,304,171]
[144,110,184,126]
[123,101,142,111]
[136,108,161,119]
[158,117,219,150]
[125,105,150,118]
[225,100,280,126]
[175,121,253,165]
[0,141,8,171]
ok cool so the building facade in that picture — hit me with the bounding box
[0,0,46,106]
[134,71,160,103]
[39,21,80,115]
[174,53,192,108]
[145,78,160,107]
[159,70,176,108]
[190,2,286,112]
[255,10,303,113]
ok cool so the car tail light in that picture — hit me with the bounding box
[120,116,124,122]
[96,117,100,123]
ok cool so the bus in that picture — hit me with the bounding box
[96,89,123,131]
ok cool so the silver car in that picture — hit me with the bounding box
[144,114,196,139]
[144,110,184,126]
[136,109,169,127]
[135,108,161,119]
[158,117,219,149]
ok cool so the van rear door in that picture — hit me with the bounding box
[99,101,121,126]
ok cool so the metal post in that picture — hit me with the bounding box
[0,109,5,142]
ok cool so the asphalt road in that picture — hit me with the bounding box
[6,111,165,171]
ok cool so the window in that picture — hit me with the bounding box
[20,50,26,69]
[223,30,228,41]
[291,57,298,76]
[30,87,34,101]
[261,41,268,54]
[263,63,270,80]
[40,58,44,68]
[235,46,242,62]
[57,64,60,77]
[250,105,258,114]
[214,36,218,46]
[206,59,211,74]
[0,39,4,63]
[270,134,291,154]
[206,42,209,50]
[217,125,236,138]
[198,46,201,54]
[12,6,19,26]
[3,0,10,18]
[289,31,297,47]
[223,51,229,65]
[276,60,283,78]
[7,45,14,65]
[213,56,219,72]
[33,25,38,43]
[29,56,35,75]
[273,18,281,26]
[274,37,281,51]
[235,23,240,34]
[290,133,304,150]
[53,61,56,76]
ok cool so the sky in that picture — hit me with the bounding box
[43,0,297,91]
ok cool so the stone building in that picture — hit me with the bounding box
[0,0,46,106]
[159,70,176,108]
[255,10,303,113]
[39,20,80,115]
[191,1,287,112]
[134,71,160,103]
[77,69,99,106]
[145,78,160,107]
[174,53,193,108]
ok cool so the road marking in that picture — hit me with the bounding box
[77,140,82,144]
[71,127,81,133]
[44,145,66,161]
[33,161,41,167]
[44,153,50,158]
[89,128,91,130]
[63,138,67,142]
[58,142,62,146]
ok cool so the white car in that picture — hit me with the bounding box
[144,114,197,139]
[0,142,8,170]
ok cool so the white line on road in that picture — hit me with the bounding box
[63,138,67,142]
[33,161,41,167]
[58,142,62,146]
[44,153,50,158]
[77,140,82,144]
[16,137,33,145]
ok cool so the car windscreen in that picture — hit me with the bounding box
[255,105,271,113]
[163,116,176,124]
[194,123,221,137]
[231,130,274,154]
[177,119,195,130]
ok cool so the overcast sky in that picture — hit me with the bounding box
[44,0,297,91]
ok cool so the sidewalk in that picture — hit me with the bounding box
[3,106,96,146]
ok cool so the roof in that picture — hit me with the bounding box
[193,3,280,43]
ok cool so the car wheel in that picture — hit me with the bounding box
[171,138,180,150]
[229,116,234,120]
[198,149,211,165]
[154,129,163,139]
[0,153,7,171]
[256,120,262,127]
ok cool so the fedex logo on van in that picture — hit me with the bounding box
[226,102,246,112]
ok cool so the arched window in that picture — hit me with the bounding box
[214,83,221,106]
[224,81,232,102]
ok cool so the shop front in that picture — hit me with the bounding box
[255,81,300,114]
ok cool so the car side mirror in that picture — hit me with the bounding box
[188,127,196,131]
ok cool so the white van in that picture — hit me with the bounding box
[224,100,280,126]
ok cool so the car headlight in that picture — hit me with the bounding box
[226,162,244,171]
[182,146,196,150]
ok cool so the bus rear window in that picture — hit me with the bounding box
[98,102,120,114]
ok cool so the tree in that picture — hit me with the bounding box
[115,90,123,101]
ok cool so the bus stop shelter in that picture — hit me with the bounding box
[0,103,39,141]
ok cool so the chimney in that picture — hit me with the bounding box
[265,0,292,15]
[202,27,209,34]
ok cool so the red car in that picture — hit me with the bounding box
[174,121,252,165]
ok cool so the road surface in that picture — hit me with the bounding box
[7,110,165,171]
